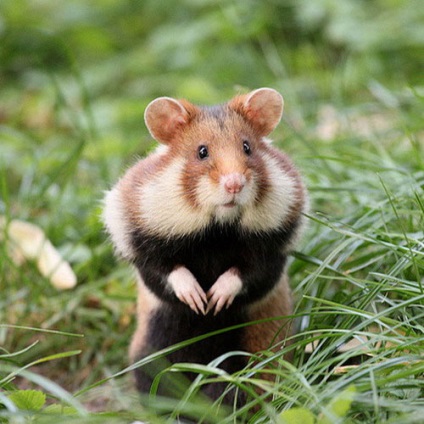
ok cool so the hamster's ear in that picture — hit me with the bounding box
[144,97,197,144]
[229,88,284,136]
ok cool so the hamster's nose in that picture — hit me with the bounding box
[222,173,246,194]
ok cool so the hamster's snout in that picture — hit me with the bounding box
[222,173,246,194]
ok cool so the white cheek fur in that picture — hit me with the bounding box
[139,159,212,237]
[241,151,297,232]
[153,144,170,156]
[105,146,302,241]
[102,186,134,260]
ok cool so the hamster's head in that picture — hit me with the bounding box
[143,88,288,232]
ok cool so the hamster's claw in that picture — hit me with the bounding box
[168,266,207,314]
[206,269,243,315]
[179,284,207,315]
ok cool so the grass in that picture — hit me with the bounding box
[1,1,423,423]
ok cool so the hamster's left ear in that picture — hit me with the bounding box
[229,88,284,136]
[144,97,198,144]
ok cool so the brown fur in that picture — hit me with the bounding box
[244,273,293,354]
[178,109,261,207]
[119,151,173,229]
[129,275,161,363]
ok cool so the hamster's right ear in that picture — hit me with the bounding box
[144,97,197,144]
[229,88,284,137]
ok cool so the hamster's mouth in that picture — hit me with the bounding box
[222,201,237,208]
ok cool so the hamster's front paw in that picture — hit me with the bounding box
[206,268,243,315]
[168,266,207,314]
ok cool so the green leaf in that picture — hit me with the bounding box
[8,390,46,411]
[279,407,315,424]
[318,385,356,424]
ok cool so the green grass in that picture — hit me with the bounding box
[1,1,423,423]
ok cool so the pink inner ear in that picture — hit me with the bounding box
[175,115,187,126]
[246,108,266,127]
[228,88,283,137]
[162,113,187,141]
[244,89,283,136]
[145,97,191,144]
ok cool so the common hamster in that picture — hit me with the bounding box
[102,88,307,405]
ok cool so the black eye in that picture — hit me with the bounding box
[243,140,251,155]
[198,145,209,160]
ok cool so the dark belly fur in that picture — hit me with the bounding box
[130,222,298,403]
[134,303,248,403]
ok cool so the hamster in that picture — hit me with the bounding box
[102,88,307,406]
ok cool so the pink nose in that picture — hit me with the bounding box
[223,173,246,194]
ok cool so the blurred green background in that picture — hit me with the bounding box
[2,0,423,131]
[1,0,422,226]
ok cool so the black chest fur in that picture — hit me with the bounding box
[130,222,299,400]
[131,222,293,294]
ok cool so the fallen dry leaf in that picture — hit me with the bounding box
[0,216,77,289]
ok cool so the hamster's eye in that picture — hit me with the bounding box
[243,140,251,155]
[198,145,209,160]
